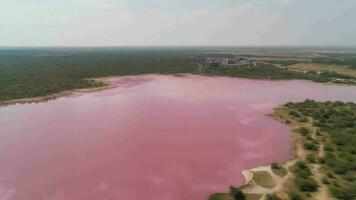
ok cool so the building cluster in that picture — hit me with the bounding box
[203,57,257,68]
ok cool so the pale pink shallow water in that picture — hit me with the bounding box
[1,75,356,200]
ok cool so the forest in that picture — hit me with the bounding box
[1,47,356,102]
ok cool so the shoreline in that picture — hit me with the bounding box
[0,78,116,108]
[1,73,354,108]
[214,104,336,200]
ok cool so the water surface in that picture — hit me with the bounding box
[1,75,356,200]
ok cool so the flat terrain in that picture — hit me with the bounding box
[288,63,356,78]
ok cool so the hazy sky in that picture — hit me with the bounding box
[1,0,356,46]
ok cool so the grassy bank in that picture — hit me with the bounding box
[208,100,356,200]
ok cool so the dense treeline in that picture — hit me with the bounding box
[1,47,356,102]
[0,48,201,101]
[285,100,356,200]
[203,63,356,83]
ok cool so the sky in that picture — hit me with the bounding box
[1,0,356,46]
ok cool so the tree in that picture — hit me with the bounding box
[229,186,246,200]
[233,190,246,200]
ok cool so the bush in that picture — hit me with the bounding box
[298,118,308,123]
[294,177,319,192]
[324,143,334,151]
[229,186,246,200]
[330,186,356,200]
[303,142,319,151]
[306,154,316,163]
[287,191,302,200]
[271,162,281,170]
[292,161,312,178]
[266,193,281,200]
[298,127,309,136]
[289,111,301,118]
[318,157,325,164]
[343,174,355,182]
[327,172,334,178]
[333,164,348,175]
[322,176,330,184]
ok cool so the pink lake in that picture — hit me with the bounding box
[1,75,356,200]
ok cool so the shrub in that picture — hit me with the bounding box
[289,110,301,118]
[323,143,334,151]
[292,161,312,178]
[229,186,246,200]
[266,193,281,200]
[287,191,302,200]
[327,172,334,178]
[330,186,356,200]
[318,157,325,164]
[306,154,316,163]
[322,176,330,184]
[298,127,309,136]
[233,190,246,200]
[333,164,348,175]
[271,162,281,170]
[342,174,355,182]
[298,118,308,123]
[303,142,319,151]
[294,177,318,192]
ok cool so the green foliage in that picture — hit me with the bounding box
[312,54,356,68]
[330,185,356,200]
[294,177,319,192]
[203,63,356,84]
[306,154,316,163]
[229,186,246,200]
[322,176,330,184]
[303,142,319,151]
[266,193,281,200]
[298,127,310,137]
[1,48,356,102]
[287,191,302,200]
[271,162,281,170]
[283,100,356,199]
[0,48,200,101]
[292,161,312,178]
[208,193,232,200]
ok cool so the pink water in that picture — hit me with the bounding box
[1,75,356,200]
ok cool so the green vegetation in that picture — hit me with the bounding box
[229,186,246,200]
[252,171,276,189]
[1,48,356,102]
[312,53,356,68]
[284,100,356,200]
[208,193,234,200]
[0,48,200,102]
[203,63,356,84]
[265,193,281,200]
[271,163,287,177]
[208,186,261,200]
[209,99,356,200]
[287,191,302,200]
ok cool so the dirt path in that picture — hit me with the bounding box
[312,164,332,200]
[311,126,333,200]
[272,160,296,196]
